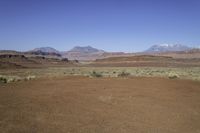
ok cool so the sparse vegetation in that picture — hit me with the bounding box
[168,72,179,79]
[118,71,131,77]
[0,75,36,83]
[0,67,200,81]
[0,75,18,83]
[90,71,102,77]
[26,75,36,80]
[0,76,7,83]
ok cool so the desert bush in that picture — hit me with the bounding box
[26,75,36,81]
[0,75,23,83]
[6,77,15,83]
[0,75,36,83]
[0,76,7,83]
[168,72,179,79]
[118,71,131,77]
[90,71,102,78]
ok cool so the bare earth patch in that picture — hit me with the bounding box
[0,77,200,133]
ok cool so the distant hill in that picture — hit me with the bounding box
[157,48,200,59]
[186,48,200,54]
[90,55,200,67]
[0,50,22,55]
[27,47,62,58]
[28,46,108,60]
[68,46,104,53]
[145,44,191,53]
[63,46,105,60]
[0,53,78,69]
[31,47,60,54]
[25,51,62,57]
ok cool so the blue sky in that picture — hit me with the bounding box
[0,0,200,52]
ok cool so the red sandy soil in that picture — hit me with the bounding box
[0,77,200,133]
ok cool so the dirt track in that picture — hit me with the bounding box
[0,77,200,133]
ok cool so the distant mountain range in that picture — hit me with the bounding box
[145,44,191,53]
[1,44,199,60]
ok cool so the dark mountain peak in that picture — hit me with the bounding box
[27,47,61,57]
[62,46,105,60]
[69,46,104,53]
[32,47,60,54]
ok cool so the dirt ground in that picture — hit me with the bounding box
[0,77,200,133]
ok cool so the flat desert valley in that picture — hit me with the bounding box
[0,50,200,133]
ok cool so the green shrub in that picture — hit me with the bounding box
[118,71,131,77]
[91,71,102,78]
[0,75,22,83]
[0,76,7,83]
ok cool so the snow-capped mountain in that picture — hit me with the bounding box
[145,44,191,53]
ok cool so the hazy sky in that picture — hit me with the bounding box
[0,0,200,52]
